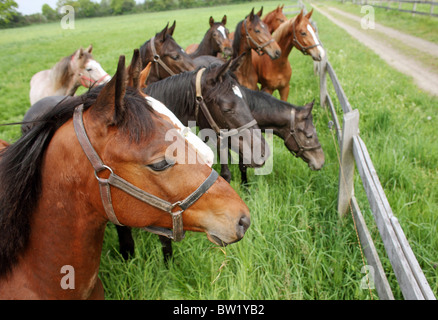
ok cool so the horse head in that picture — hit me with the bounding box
[262,5,287,33]
[291,9,325,61]
[209,15,233,57]
[283,101,325,170]
[139,22,196,84]
[70,45,111,88]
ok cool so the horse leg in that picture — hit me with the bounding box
[218,141,232,183]
[239,155,248,185]
[220,163,232,183]
[158,235,173,265]
[279,85,290,102]
[115,225,135,260]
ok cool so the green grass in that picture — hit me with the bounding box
[0,1,437,300]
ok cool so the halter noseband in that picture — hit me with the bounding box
[291,20,320,55]
[195,68,258,141]
[73,104,218,242]
[283,108,321,158]
[244,19,275,56]
[150,36,177,77]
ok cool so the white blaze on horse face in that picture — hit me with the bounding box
[306,24,325,59]
[232,85,243,99]
[217,26,227,39]
[145,96,214,167]
[84,59,111,84]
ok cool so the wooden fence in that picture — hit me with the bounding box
[302,4,436,299]
[341,0,438,17]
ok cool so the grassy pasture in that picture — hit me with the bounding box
[0,1,437,300]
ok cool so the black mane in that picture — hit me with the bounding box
[0,86,155,278]
[232,20,244,59]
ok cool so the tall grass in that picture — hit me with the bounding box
[0,1,436,299]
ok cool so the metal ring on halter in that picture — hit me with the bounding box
[94,165,113,183]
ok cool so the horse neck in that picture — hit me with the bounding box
[274,22,295,58]
[191,31,217,57]
[20,123,107,299]
[244,88,293,137]
[50,57,79,94]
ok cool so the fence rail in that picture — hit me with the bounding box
[342,0,438,17]
[308,3,436,299]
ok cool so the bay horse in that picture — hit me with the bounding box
[186,15,233,58]
[231,8,281,90]
[225,86,325,184]
[139,21,195,85]
[29,45,110,105]
[252,9,325,101]
[0,54,250,299]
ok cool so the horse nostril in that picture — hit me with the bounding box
[275,50,281,57]
[238,215,251,234]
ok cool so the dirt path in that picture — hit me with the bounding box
[313,4,438,97]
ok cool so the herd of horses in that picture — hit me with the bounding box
[0,6,326,299]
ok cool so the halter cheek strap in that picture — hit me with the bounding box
[150,36,176,77]
[73,104,218,241]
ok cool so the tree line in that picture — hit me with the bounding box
[0,0,257,29]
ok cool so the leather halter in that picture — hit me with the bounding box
[283,108,321,158]
[73,104,218,242]
[150,36,176,77]
[194,68,258,140]
[291,20,320,55]
[243,19,274,56]
[80,73,109,88]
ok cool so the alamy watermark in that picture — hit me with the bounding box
[361,5,375,30]
[60,5,75,30]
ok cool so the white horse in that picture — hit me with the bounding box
[29,45,111,105]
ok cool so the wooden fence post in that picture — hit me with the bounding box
[319,55,328,107]
[337,109,359,218]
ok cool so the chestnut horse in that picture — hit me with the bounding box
[231,8,281,90]
[29,45,110,105]
[139,22,195,85]
[252,9,325,101]
[0,55,250,299]
[186,15,233,58]
[262,5,287,33]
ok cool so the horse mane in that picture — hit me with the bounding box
[0,86,155,278]
[273,18,294,42]
[232,20,244,58]
[144,64,236,119]
[240,85,298,114]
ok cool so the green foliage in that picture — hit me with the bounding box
[0,0,18,23]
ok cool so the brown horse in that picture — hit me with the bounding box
[0,54,250,299]
[262,5,287,33]
[139,21,195,84]
[186,16,233,58]
[252,9,325,101]
[231,8,281,90]
[29,45,110,105]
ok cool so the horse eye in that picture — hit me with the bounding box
[172,54,180,60]
[301,32,307,36]
[255,29,261,33]
[147,159,174,171]
[86,68,92,72]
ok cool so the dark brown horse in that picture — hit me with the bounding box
[229,86,325,184]
[231,8,281,90]
[252,9,325,101]
[186,15,233,58]
[139,21,195,84]
[0,54,250,299]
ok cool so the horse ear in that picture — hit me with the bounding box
[249,8,255,21]
[305,8,314,19]
[168,20,176,36]
[296,9,304,24]
[158,23,169,42]
[87,44,93,54]
[95,56,126,125]
[222,15,227,26]
[139,62,152,90]
[126,49,142,89]
[256,7,263,17]
[304,100,315,115]
[74,47,84,61]
[229,52,245,73]
[209,16,214,27]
